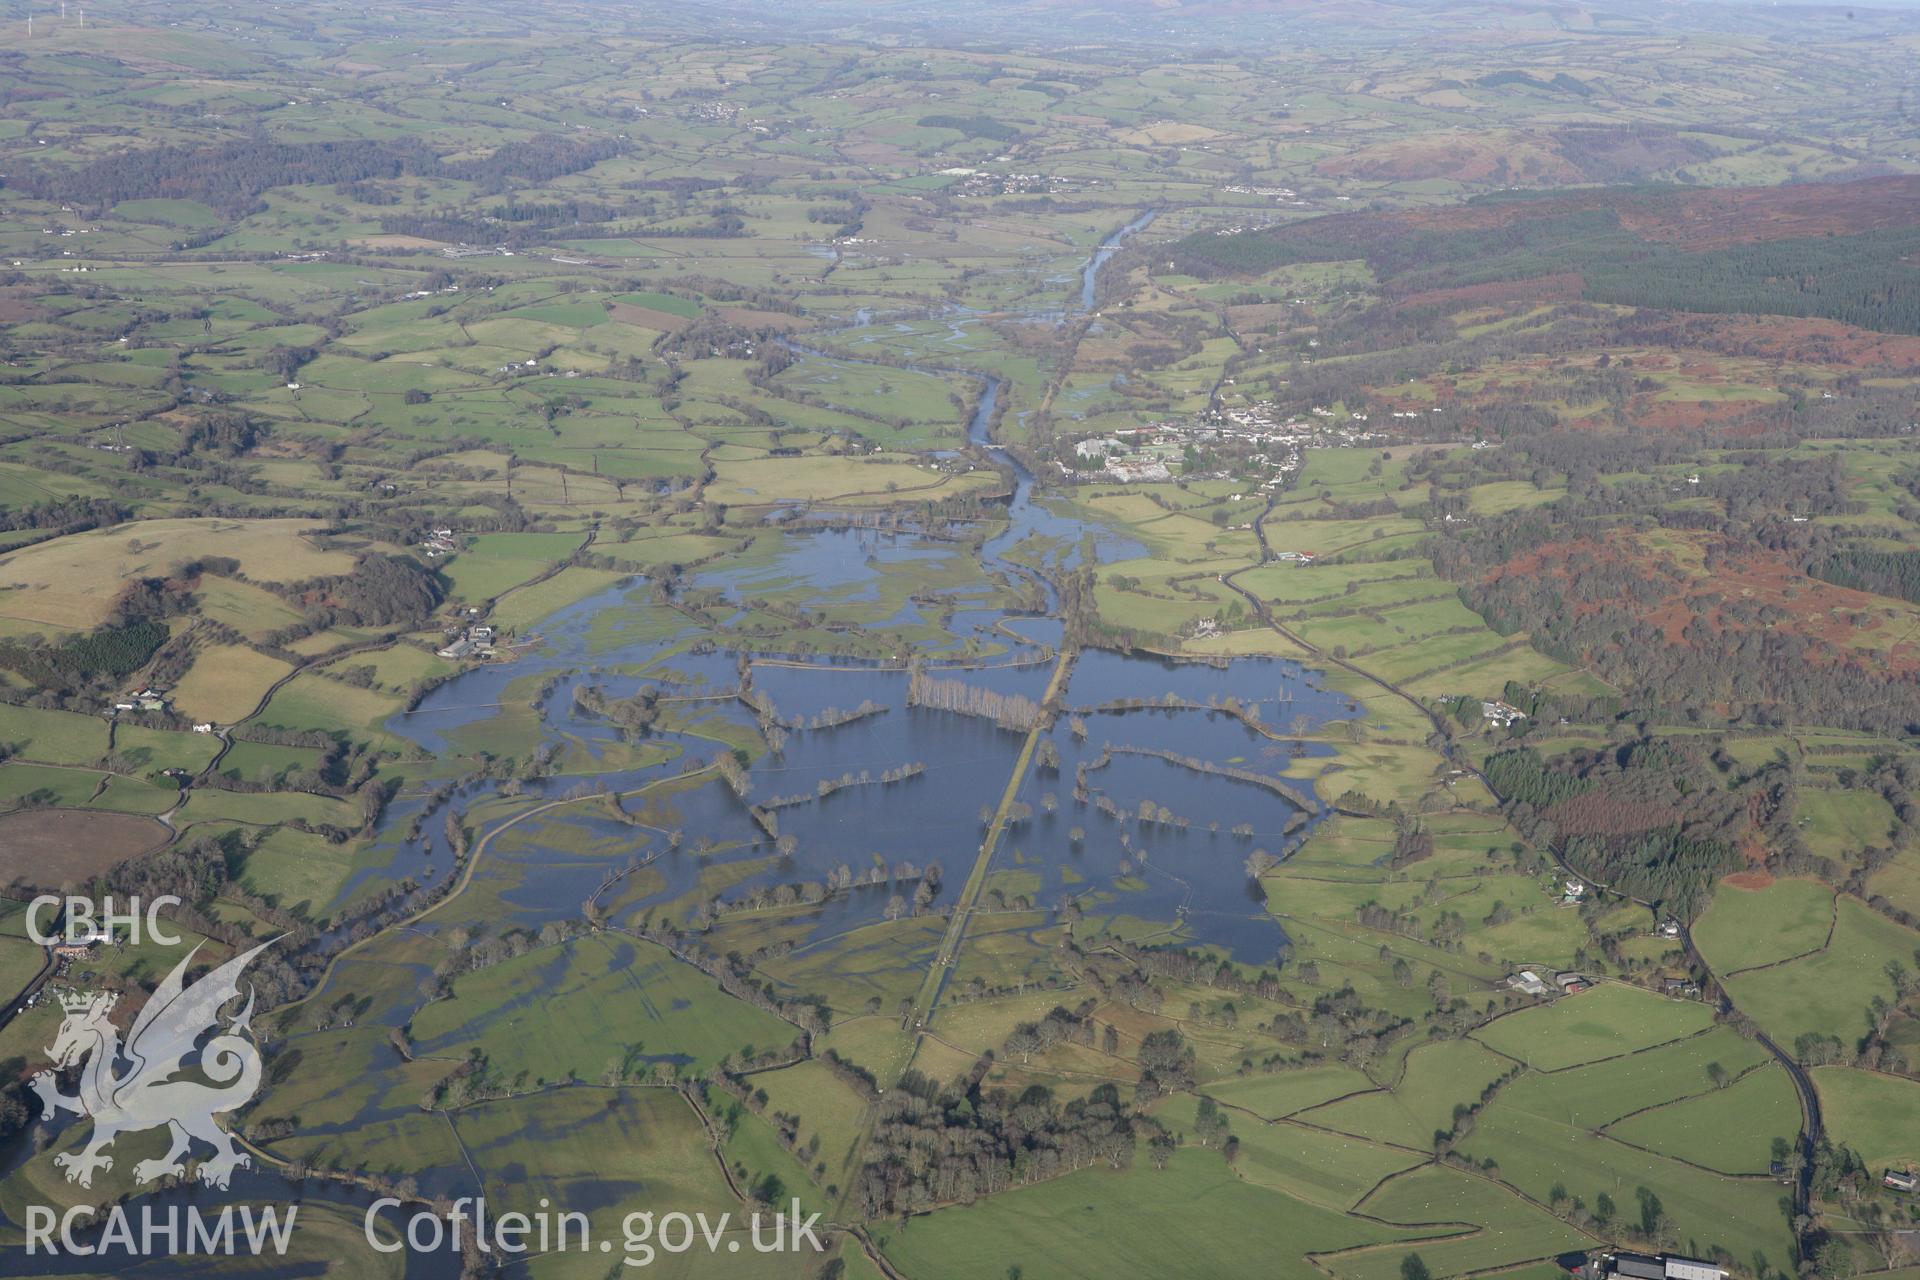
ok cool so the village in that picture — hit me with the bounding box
[940,167,1088,198]
[1061,398,1402,490]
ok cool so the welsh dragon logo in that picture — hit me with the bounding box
[31,939,275,1191]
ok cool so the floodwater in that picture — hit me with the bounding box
[0,211,1356,1266]
[353,207,1350,963]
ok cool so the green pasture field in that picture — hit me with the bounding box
[873,1148,1414,1280]
[1720,897,1920,1050]
[1255,905,1495,1028]
[1795,788,1897,862]
[1868,847,1920,917]
[1604,1063,1799,1174]
[324,642,456,694]
[614,290,701,318]
[1489,1026,1770,1132]
[0,704,109,766]
[1283,740,1456,812]
[191,575,310,639]
[750,916,943,1021]
[1457,1102,1796,1270]
[258,673,411,752]
[1200,1064,1375,1121]
[1692,877,1835,974]
[284,625,387,657]
[1272,813,1400,878]
[171,643,293,724]
[0,761,107,809]
[1403,644,1573,701]
[0,460,111,509]
[503,301,609,328]
[0,936,43,1005]
[447,1087,749,1278]
[721,1102,826,1215]
[929,989,1102,1064]
[462,531,591,561]
[89,772,181,814]
[487,567,630,632]
[1327,1164,1595,1280]
[1283,578,1455,620]
[1812,1066,1920,1174]
[0,518,352,633]
[770,358,972,448]
[1472,984,1715,1071]
[704,455,992,508]
[1270,864,1584,971]
[744,1057,874,1189]
[1259,516,1427,560]
[409,933,797,1082]
[256,938,453,1090]
[1349,635,1515,693]
[438,550,569,603]
[239,826,361,919]
[113,198,220,226]
[178,787,360,829]
[1158,1093,1423,1209]
[1301,1038,1515,1148]
[1292,448,1405,498]
[1466,481,1562,515]
[603,530,745,570]
[816,1017,919,1093]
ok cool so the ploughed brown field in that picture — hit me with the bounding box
[607,301,692,330]
[0,810,170,890]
